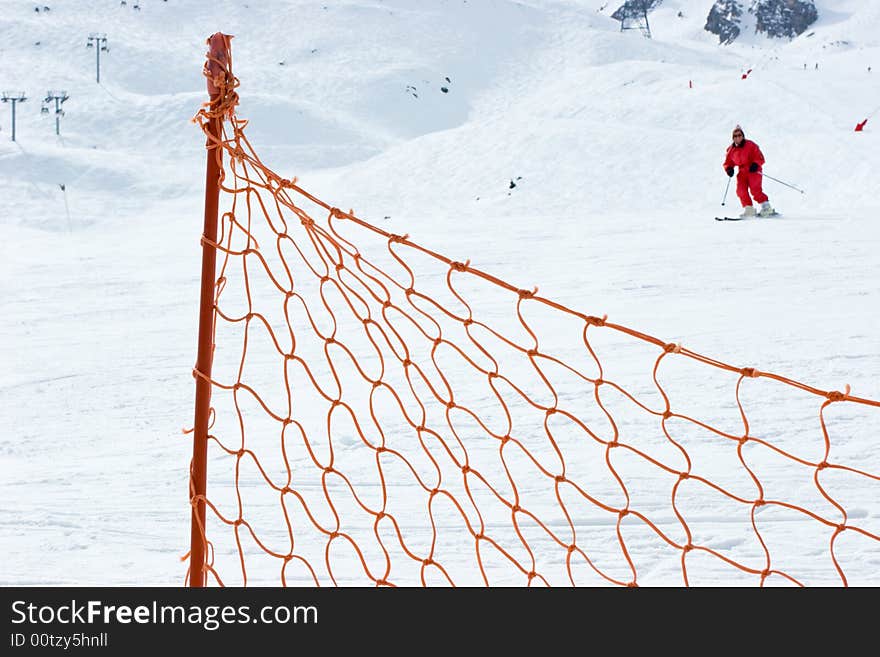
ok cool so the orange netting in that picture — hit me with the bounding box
[186,35,880,587]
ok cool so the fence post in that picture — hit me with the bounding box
[189,32,231,588]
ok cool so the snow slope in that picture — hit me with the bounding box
[1,0,878,586]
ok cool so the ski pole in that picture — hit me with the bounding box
[762,172,805,194]
[721,175,732,205]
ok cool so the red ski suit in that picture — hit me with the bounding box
[723,139,768,207]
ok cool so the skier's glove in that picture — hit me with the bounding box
[749,163,759,173]
[726,167,734,177]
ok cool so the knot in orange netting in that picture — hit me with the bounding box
[202,34,239,117]
[186,35,880,588]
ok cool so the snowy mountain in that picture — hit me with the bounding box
[1,0,878,586]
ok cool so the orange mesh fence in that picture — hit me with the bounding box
[186,35,880,587]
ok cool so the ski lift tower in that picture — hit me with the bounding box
[612,0,655,39]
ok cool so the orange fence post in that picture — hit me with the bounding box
[189,32,231,588]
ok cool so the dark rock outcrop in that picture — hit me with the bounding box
[704,0,743,45]
[753,0,818,39]
[704,0,818,44]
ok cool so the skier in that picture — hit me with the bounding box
[723,125,775,218]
